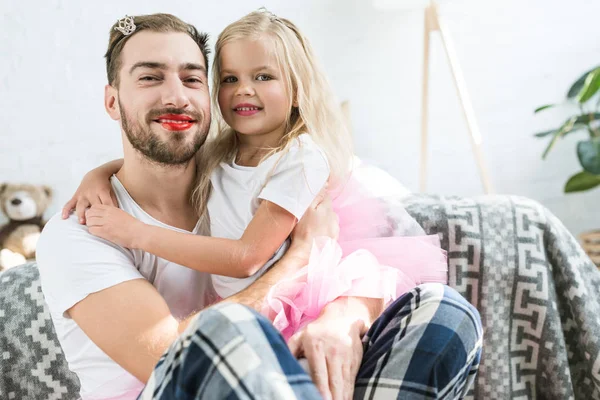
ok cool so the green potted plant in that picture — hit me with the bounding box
[534,66,600,267]
[534,66,600,192]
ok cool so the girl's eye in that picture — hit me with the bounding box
[222,76,237,83]
[256,74,272,81]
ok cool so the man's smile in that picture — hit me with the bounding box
[153,114,197,131]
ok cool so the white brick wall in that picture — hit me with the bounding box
[1,0,599,236]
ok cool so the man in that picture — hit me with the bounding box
[38,13,483,400]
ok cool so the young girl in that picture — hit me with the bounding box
[64,9,447,340]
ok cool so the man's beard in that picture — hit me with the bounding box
[119,101,209,166]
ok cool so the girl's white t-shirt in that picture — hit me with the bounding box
[37,176,216,400]
[208,134,330,298]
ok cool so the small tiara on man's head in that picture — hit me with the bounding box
[114,15,136,36]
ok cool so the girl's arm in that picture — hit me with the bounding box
[227,187,336,309]
[63,159,124,223]
[86,199,297,278]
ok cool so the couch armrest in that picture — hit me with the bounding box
[403,194,600,399]
[0,262,80,399]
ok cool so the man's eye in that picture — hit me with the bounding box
[222,76,237,83]
[185,77,203,84]
[256,74,272,81]
[140,76,159,81]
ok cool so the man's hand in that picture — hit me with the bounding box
[289,187,339,261]
[287,297,373,400]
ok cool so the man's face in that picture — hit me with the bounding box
[106,31,211,165]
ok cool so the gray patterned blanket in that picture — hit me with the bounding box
[1,194,599,399]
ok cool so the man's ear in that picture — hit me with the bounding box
[105,84,120,121]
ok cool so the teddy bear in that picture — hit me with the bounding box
[0,183,53,271]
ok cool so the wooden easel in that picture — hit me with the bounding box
[420,1,494,194]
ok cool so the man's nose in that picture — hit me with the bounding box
[162,78,190,109]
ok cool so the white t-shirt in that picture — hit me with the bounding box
[37,176,216,400]
[208,134,330,298]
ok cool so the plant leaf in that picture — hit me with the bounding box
[564,171,600,193]
[535,123,587,138]
[534,130,556,138]
[575,112,600,124]
[534,104,556,113]
[568,66,600,98]
[577,67,600,103]
[542,116,578,158]
[577,138,600,174]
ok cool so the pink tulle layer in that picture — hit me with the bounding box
[262,172,448,341]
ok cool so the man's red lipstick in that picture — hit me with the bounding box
[155,114,196,131]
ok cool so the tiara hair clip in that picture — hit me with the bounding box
[114,15,136,36]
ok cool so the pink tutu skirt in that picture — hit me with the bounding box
[262,166,448,341]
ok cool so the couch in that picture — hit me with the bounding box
[1,194,599,399]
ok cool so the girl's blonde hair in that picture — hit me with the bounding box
[193,9,353,217]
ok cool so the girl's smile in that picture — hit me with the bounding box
[233,103,263,116]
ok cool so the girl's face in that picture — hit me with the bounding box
[217,36,292,142]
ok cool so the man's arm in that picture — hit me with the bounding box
[37,214,186,384]
[226,242,309,311]
[68,279,184,382]
[68,278,212,383]
[229,188,384,323]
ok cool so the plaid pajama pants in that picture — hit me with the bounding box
[139,283,482,400]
